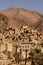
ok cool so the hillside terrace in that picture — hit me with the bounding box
[0,26,43,65]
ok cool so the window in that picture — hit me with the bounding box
[23,46,24,47]
[28,46,29,48]
[25,46,26,48]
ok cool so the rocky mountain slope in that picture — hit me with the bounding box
[0,8,43,34]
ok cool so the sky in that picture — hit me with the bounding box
[0,0,43,13]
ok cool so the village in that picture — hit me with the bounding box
[0,26,43,65]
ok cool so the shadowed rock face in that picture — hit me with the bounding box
[0,14,8,30]
[0,8,43,33]
[34,15,43,33]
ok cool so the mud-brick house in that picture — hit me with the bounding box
[19,41,31,59]
[0,38,13,52]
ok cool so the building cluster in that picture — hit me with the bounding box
[0,26,43,65]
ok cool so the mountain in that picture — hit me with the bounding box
[34,15,43,32]
[0,8,43,34]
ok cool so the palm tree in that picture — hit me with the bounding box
[14,43,20,63]
[29,47,43,65]
[25,49,28,65]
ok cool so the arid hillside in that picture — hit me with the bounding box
[0,8,43,34]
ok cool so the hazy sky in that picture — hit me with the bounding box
[0,0,43,13]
